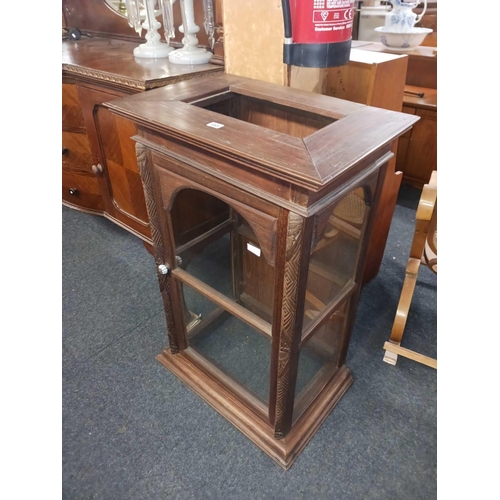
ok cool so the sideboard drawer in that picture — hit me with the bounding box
[62,131,94,172]
[62,169,104,212]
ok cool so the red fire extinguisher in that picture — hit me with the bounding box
[282,0,355,68]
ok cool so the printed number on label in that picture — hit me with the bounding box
[206,122,224,129]
[247,243,261,257]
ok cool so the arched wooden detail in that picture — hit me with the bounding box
[164,182,278,267]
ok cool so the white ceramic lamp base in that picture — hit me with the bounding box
[168,46,213,65]
[169,1,213,65]
[133,11,173,59]
[134,42,174,59]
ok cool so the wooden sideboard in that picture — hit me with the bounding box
[62,36,223,243]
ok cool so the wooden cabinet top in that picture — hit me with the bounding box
[353,41,437,89]
[353,41,437,60]
[62,37,223,93]
[404,85,437,111]
[106,73,419,198]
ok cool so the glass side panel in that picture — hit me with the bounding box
[185,283,272,404]
[294,299,349,422]
[171,191,275,324]
[302,187,368,332]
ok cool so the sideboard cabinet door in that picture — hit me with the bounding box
[77,86,151,241]
[62,82,104,212]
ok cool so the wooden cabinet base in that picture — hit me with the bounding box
[158,348,353,470]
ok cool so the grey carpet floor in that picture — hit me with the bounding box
[62,184,437,499]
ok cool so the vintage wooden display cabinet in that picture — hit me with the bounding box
[107,73,418,469]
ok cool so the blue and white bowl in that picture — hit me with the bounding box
[374,26,433,51]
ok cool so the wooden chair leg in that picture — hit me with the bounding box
[383,170,437,369]
[383,258,421,365]
[383,342,437,369]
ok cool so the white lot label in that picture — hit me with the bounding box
[247,242,261,257]
[206,122,224,129]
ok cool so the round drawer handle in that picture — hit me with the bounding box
[92,164,103,174]
[62,147,68,155]
[68,188,79,196]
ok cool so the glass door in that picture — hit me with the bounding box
[169,188,277,419]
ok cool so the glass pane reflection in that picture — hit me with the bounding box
[171,190,275,323]
[303,188,367,331]
[294,300,349,421]
[186,284,272,404]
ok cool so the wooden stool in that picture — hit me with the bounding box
[383,171,437,369]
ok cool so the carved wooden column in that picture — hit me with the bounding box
[272,212,313,438]
[136,142,185,353]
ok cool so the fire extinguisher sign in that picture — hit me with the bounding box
[312,0,354,32]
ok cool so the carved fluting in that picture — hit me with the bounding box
[63,65,145,90]
[136,143,179,353]
[63,64,221,90]
[274,212,304,438]
[136,143,164,264]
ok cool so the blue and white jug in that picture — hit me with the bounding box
[384,0,427,33]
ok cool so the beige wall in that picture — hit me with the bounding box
[221,1,328,91]
[222,0,285,85]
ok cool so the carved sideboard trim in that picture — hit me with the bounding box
[63,64,145,90]
[63,64,223,91]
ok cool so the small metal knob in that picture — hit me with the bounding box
[62,147,68,155]
[92,164,103,174]
[68,188,79,196]
[158,264,170,275]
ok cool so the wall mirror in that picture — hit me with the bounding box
[103,0,163,19]
[104,0,129,17]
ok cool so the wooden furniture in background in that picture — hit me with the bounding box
[62,36,223,244]
[414,1,437,47]
[107,73,418,469]
[399,43,437,188]
[383,170,437,369]
[357,42,437,187]
[397,85,437,188]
